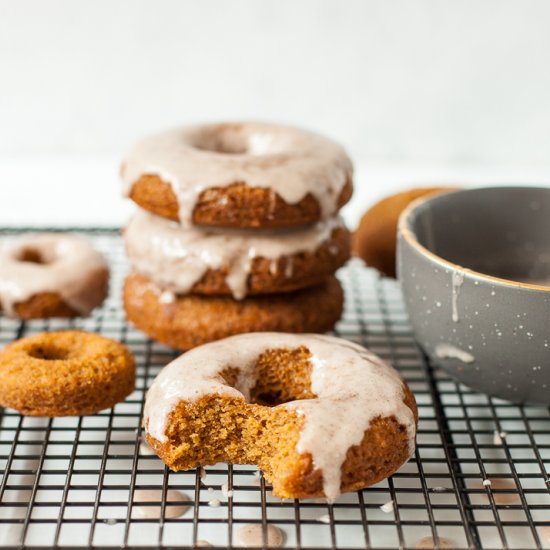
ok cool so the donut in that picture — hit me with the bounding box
[121,122,353,228]
[353,187,456,277]
[124,210,350,299]
[123,273,344,350]
[0,331,135,416]
[0,233,109,319]
[143,333,418,500]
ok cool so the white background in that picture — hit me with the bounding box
[2,0,550,227]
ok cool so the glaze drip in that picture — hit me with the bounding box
[451,270,465,323]
[121,122,353,225]
[235,524,285,548]
[132,489,190,519]
[434,343,475,364]
[124,210,345,300]
[144,333,416,501]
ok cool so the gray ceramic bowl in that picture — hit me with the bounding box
[397,186,550,404]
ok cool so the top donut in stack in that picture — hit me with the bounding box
[120,122,354,349]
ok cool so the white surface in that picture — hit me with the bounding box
[1,0,550,169]
[1,156,549,229]
[2,0,550,227]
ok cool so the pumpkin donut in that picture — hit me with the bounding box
[144,333,418,500]
[121,122,353,229]
[123,273,344,350]
[0,233,109,319]
[124,210,350,299]
[353,187,456,277]
[0,331,135,416]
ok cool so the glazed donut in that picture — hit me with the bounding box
[124,210,350,299]
[121,122,353,228]
[144,333,417,500]
[0,331,135,416]
[0,234,109,319]
[123,273,344,350]
[353,187,456,277]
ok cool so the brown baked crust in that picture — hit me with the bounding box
[2,267,109,320]
[123,273,344,350]
[0,331,135,416]
[134,227,350,297]
[353,187,456,278]
[146,346,417,499]
[128,176,353,228]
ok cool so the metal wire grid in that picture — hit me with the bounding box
[0,229,549,549]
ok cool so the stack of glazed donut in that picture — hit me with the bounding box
[120,122,354,350]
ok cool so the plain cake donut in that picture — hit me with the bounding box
[124,210,350,299]
[0,233,109,319]
[353,187,456,278]
[123,274,344,351]
[0,331,135,416]
[143,333,418,500]
[121,122,353,229]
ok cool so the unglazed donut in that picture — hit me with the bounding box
[144,333,417,500]
[124,210,350,299]
[353,187,456,277]
[121,122,353,228]
[0,331,135,416]
[0,234,109,319]
[123,274,344,350]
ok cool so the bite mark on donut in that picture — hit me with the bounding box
[147,348,315,496]
[144,338,417,499]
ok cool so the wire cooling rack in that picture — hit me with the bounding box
[1,228,550,550]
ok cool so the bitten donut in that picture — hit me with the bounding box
[0,234,109,319]
[0,331,135,416]
[353,187,455,277]
[144,333,418,500]
[121,122,353,228]
[123,274,343,350]
[124,210,350,299]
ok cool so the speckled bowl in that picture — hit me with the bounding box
[397,187,550,404]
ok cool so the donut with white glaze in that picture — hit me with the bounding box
[0,234,109,319]
[121,122,353,229]
[123,210,350,299]
[143,333,417,500]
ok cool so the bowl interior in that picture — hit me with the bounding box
[408,187,550,284]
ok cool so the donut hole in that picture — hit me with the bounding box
[16,247,51,264]
[193,132,248,155]
[191,125,273,156]
[28,343,70,361]
[222,347,316,407]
